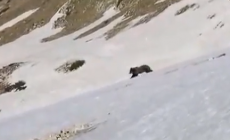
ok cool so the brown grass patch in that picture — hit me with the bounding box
[0,0,184,46]
[73,0,182,41]
[0,0,68,46]
[39,0,183,42]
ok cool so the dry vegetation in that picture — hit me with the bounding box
[55,59,85,73]
[41,0,115,42]
[104,0,182,40]
[44,0,182,42]
[0,62,27,95]
[0,0,184,46]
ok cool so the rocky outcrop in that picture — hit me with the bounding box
[32,122,99,140]
[22,19,45,33]
[53,16,67,29]
[0,62,27,95]
[55,60,85,73]
[52,0,75,29]
[0,62,25,81]
[0,0,10,15]
[59,0,75,16]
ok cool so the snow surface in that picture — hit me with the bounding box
[0,49,229,140]
[155,0,166,4]
[0,0,230,120]
[0,8,39,32]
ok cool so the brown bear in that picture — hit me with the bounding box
[129,64,152,78]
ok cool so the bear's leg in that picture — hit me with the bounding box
[131,73,138,78]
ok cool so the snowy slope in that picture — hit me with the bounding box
[0,0,230,120]
[0,49,229,140]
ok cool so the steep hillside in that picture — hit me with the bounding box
[0,48,229,140]
[0,0,230,121]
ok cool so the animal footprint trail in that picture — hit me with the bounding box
[214,21,224,29]
[207,14,216,19]
[165,53,227,75]
[193,53,226,66]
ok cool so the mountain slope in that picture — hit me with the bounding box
[0,0,230,124]
[0,49,229,140]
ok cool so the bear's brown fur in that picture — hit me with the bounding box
[129,64,152,78]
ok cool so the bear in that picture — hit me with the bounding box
[129,64,153,79]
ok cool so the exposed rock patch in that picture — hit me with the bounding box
[52,0,75,29]
[0,4,9,15]
[32,122,101,140]
[59,0,75,16]
[52,16,67,29]
[0,62,27,95]
[0,0,10,15]
[27,19,45,32]
[175,3,199,16]
[55,60,85,73]
[0,80,10,94]
[0,62,25,80]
